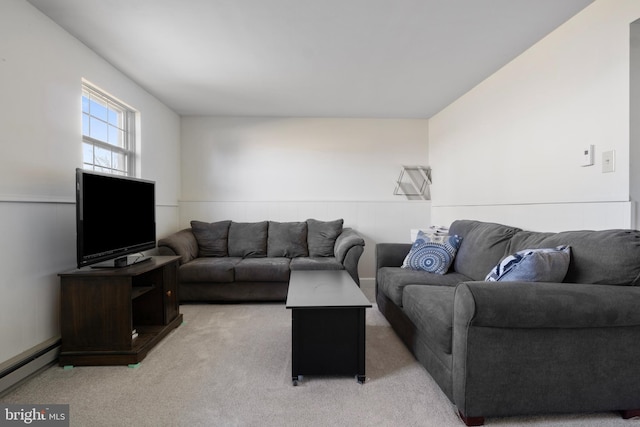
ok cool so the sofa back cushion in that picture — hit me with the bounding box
[449,220,521,281]
[267,221,308,258]
[190,220,231,257]
[228,221,268,258]
[307,218,343,257]
[508,229,640,286]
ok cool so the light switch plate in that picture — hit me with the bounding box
[602,150,615,173]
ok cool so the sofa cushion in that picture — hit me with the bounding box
[228,221,268,258]
[403,285,456,357]
[190,220,231,257]
[234,258,291,282]
[485,246,571,282]
[179,257,241,283]
[377,266,469,307]
[290,257,344,271]
[267,221,308,258]
[508,229,640,286]
[402,231,462,275]
[307,218,343,257]
[449,220,521,281]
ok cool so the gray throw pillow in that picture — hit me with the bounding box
[228,221,268,258]
[267,221,308,258]
[307,218,343,257]
[190,220,231,257]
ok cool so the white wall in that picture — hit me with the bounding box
[429,0,640,231]
[180,117,431,280]
[631,19,640,228]
[0,0,180,366]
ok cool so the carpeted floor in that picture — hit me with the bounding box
[1,304,636,426]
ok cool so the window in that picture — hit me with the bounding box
[82,83,136,176]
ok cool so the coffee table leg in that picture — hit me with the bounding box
[291,309,300,386]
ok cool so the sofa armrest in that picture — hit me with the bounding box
[375,243,411,270]
[334,228,365,285]
[157,228,198,265]
[452,281,640,419]
[334,227,365,263]
[454,281,640,329]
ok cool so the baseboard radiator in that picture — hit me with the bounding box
[0,337,60,396]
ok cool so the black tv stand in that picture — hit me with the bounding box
[90,255,152,269]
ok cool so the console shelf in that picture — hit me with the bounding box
[131,286,155,300]
[58,256,182,366]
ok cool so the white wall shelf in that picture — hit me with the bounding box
[394,166,431,200]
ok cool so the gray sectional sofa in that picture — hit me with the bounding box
[158,219,365,302]
[376,219,640,425]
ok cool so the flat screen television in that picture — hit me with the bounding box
[76,168,156,268]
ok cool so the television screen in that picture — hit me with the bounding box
[76,169,156,268]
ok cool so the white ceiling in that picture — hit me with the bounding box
[27,0,595,118]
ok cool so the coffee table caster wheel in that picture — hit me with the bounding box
[357,375,365,384]
[292,376,299,386]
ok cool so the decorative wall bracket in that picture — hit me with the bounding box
[394,166,431,200]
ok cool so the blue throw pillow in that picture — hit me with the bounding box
[485,245,571,282]
[402,231,462,275]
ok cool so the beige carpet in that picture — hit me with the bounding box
[0,304,634,427]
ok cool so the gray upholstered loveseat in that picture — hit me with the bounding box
[158,219,364,302]
[376,219,640,425]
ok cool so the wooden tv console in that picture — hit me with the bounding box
[58,256,183,366]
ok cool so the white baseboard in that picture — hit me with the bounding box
[0,337,60,396]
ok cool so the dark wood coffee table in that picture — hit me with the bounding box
[286,270,372,385]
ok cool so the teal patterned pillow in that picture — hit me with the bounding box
[485,245,571,282]
[402,231,462,275]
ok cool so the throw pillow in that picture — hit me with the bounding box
[485,245,571,282]
[307,218,344,257]
[401,231,463,275]
[190,220,231,257]
[267,221,308,257]
[228,221,268,258]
